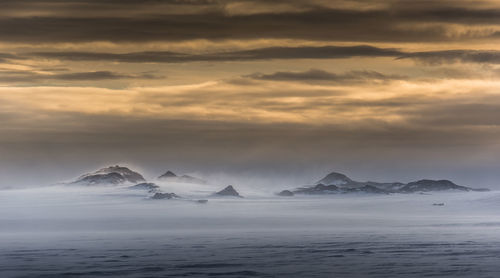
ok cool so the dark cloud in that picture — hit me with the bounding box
[26,46,500,66]
[249,69,405,82]
[0,0,217,8]
[0,0,219,16]
[50,71,159,81]
[29,45,403,63]
[0,53,23,63]
[30,51,194,63]
[398,50,500,65]
[0,53,20,59]
[0,5,499,43]
[20,47,500,65]
[0,70,162,83]
[38,67,70,72]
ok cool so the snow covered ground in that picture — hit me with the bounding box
[1,185,500,277]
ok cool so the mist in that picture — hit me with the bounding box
[2,180,500,277]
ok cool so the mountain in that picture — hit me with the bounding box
[294,184,339,194]
[214,185,242,197]
[363,181,406,192]
[158,170,177,179]
[128,182,160,193]
[71,165,145,185]
[316,172,353,186]
[158,170,207,184]
[294,183,390,195]
[150,192,180,200]
[277,190,294,196]
[295,171,397,194]
[399,180,470,193]
[292,171,484,195]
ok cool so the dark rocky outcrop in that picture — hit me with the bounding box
[75,172,125,185]
[399,180,469,193]
[291,171,485,195]
[293,183,390,195]
[128,182,160,193]
[346,185,389,194]
[214,185,242,197]
[158,170,177,179]
[472,188,491,192]
[151,192,180,200]
[363,181,405,192]
[316,172,353,186]
[71,165,145,185]
[294,184,339,194]
[277,190,294,196]
[158,171,207,184]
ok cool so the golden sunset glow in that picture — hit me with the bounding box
[2,0,500,186]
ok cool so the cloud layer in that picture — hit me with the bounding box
[1,1,500,43]
[1,0,500,187]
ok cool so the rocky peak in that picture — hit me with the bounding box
[72,165,145,185]
[277,190,294,196]
[214,185,242,197]
[128,182,160,193]
[316,171,354,186]
[400,179,470,192]
[158,170,177,179]
[158,171,207,184]
[151,192,180,200]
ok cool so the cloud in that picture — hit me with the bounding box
[2,75,500,187]
[1,4,499,43]
[398,50,500,65]
[28,45,403,63]
[1,77,499,128]
[0,70,162,83]
[0,52,23,63]
[50,71,161,81]
[18,47,500,66]
[248,69,405,83]
[2,82,500,187]
[2,0,500,188]
[408,102,500,126]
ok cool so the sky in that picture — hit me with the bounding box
[1,0,500,188]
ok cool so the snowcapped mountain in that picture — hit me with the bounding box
[399,179,470,193]
[71,165,145,185]
[158,170,207,184]
[292,171,485,195]
[214,185,242,197]
[316,172,353,186]
[158,171,177,179]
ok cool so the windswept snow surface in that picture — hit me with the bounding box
[1,184,500,277]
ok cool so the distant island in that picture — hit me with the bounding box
[67,165,240,201]
[281,171,489,196]
[70,165,146,185]
[67,165,489,200]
